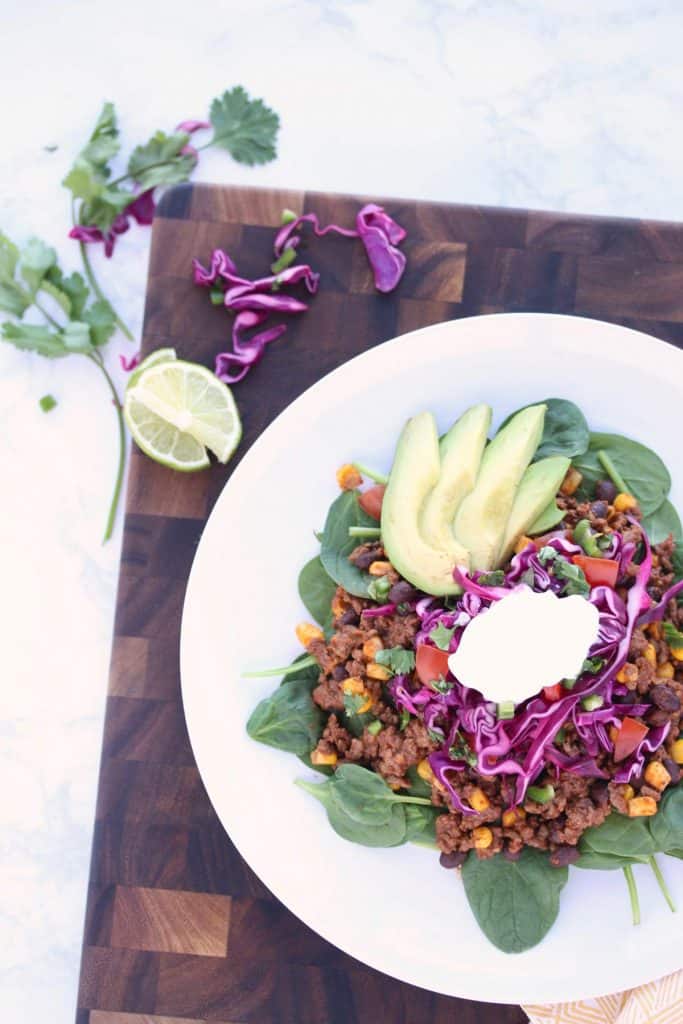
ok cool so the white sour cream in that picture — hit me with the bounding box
[447,588,600,705]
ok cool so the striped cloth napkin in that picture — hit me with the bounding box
[524,972,683,1024]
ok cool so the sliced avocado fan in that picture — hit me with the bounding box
[453,404,547,571]
[381,412,470,596]
[420,403,491,553]
[496,455,570,565]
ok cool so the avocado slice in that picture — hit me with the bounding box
[382,412,470,596]
[528,499,565,536]
[496,455,570,565]
[453,404,546,570]
[420,403,492,552]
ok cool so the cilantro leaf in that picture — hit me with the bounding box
[83,300,116,347]
[429,622,456,651]
[1,321,66,358]
[375,647,416,675]
[478,570,505,586]
[20,238,57,295]
[399,709,410,731]
[538,546,558,565]
[63,160,105,202]
[344,691,369,717]
[429,675,453,694]
[39,394,57,413]
[209,86,279,165]
[553,558,590,597]
[80,102,120,167]
[81,189,134,232]
[0,232,20,279]
[127,131,195,189]
[0,281,30,317]
[45,267,89,319]
[582,656,605,675]
[663,621,683,648]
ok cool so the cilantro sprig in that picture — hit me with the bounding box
[64,87,280,341]
[375,647,416,675]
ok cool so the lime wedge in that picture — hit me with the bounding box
[124,359,242,472]
[127,347,177,390]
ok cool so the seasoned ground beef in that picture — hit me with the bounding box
[307,492,683,862]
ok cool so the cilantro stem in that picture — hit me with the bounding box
[34,300,62,331]
[649,855,677,913]
[623,865,641,926]
[348,526,382,538]
[78,239,134,342]
[597,450,628,495]
[87,351,126,543]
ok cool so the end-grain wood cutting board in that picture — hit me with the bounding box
[76,184,683,1024]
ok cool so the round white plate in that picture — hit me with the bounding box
[180,313,683,1005]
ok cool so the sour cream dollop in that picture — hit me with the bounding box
[447,588,600,705]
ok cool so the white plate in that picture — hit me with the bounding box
[180,313,683,1005]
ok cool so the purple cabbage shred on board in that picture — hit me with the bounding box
[195,204,407,382]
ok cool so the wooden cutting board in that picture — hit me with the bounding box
[76,184,683,1024]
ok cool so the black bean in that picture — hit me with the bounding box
[439,850,467,869]
[595,479,618,502]
[589,781,609,807]
[663,757,681,784]
[646,707,671,727]
[332,665,348,681]
[549,845,581,867]
[590,500,609,519]
[503,846,521,862]
[352,547,382,570]
[614,691,638,704]
[388,580,419,605]
[650,685,681,712]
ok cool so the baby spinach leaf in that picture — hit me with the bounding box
[573,433,671,516]
[296,775,409,847]
[403,803,442,846]
[320,491,376,597]
[642,499,682,547]
[375,646,416,674]
[575,850,649,870]
[501,398,589,460]
[462,848,568,954]
[329,764,432,825]
[298,556,336,629]
[579,811,656,859]
[649,785,683,854]
[247,659,323,756]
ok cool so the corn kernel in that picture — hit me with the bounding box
[670,739,683,764]
[331,594,346,618]
[616,663,638,686]
[671,647,683,662]
[417,758,434,783]
[295,621,324,647]
[514,535,533,555]
[469,787,490,812]
[644,643,657,667]
[502,808,526,828]
[311,750,338,766]
[609,725,619,744]
[362,636,384,660]
[473,827,493,850]
[366,662,392,681]
[342,677,365,695]
[657,662,675,679]
[627,796,658,817]
[368,560,393,576]
[560,466,582,496]
[336,463,362,490]
[614,492,638,513]
[644,761,672,792]
[648,622,663,640]
[622,785,635,802]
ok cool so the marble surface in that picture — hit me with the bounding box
[3,1,683,1020]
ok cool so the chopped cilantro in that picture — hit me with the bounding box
[375,647,416,675]
[429,621,456,651]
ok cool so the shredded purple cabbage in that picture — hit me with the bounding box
[119,351,141,372]
[402,524,666,807]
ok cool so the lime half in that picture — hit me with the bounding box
[127,346,177,390]
[124,359,242,472]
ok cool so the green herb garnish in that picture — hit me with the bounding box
[375,647,416,675]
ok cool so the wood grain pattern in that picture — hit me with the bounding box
[77,183,683,1024]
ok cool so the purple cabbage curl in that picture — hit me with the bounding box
[361,602,398,619]
[638,577,683,625]
[119,351,141,372]
[69,189,156,258]
[428,751,473,814]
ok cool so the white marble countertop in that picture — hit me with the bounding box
[3,1,683,1019]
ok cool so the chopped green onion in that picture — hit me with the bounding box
[562,677,577,690]
[527,784,555,804]
[209,286,224,305]
[597,450,629,495]
[39,393,57,413]
[497,700,515,720]
[281,208,298,224]
[554,727,567,746]
[581,694,604,712]
[270,247,297,275]
[368,576,392,602]
[348,525,381,538]
[367,719,383,736]
[574,518,602,557]
[352,462,388,485]
[399,709,410,731]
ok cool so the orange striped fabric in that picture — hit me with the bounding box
[524,971,683,1024]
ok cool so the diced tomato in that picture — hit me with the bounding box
[358,484,386,521]
[613,716,649,763]
[416,644,451,686]
[543,683,563,702]
[572,555,619,589]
